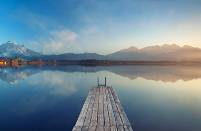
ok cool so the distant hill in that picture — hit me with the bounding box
[107,44,201,61]
[41,53,105,60]
[1,41,201,61]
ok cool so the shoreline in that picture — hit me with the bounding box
[2,59,201,67]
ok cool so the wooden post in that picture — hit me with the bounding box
[97,77,99,86]
[105,77,107,86]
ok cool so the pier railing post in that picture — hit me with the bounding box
[105,77,107,86]
[97,77,99,86]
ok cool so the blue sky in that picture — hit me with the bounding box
[0,0,201,54]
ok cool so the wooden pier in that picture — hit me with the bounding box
[73,78,133,131]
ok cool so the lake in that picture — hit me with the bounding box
[0,65,201,131]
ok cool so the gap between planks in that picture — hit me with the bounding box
[73,86,133,131]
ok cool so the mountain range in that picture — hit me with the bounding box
[108,44,201,61]
[1,41,201,61]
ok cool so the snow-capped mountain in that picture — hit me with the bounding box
[0,41,41,58]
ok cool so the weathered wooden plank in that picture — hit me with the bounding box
[98,86,104,127]
[72,126,82,131]
[73,86,133,131]
[103,87,110,127]
[110,126,118,131]
[83,88,96,128]
[123,125,133,131]
[110,88,133,131]
[107,87,118,130]
[73,88,94,130]
[88,125,96,131]
[108,87,124,127]
[96,126,104,131]
[89,87,99,128]
[103,126,110,131]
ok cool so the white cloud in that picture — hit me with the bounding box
[36,26,103,54]
[29,71,78,96]
[13,71,78,114]
[30,29,79,54]
[50,30,78,42]
[40,29,78,54]
[81,26,98,35]
[13,9,81,54]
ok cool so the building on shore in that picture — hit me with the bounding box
[0,57,26,67]
[0,57,10,66]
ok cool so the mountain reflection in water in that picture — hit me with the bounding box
[1,65,201,84]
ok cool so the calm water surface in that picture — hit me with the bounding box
[0,66,201,131]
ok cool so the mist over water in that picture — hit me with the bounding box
[0,66,201,131]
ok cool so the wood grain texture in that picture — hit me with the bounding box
[73,86,133,131]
